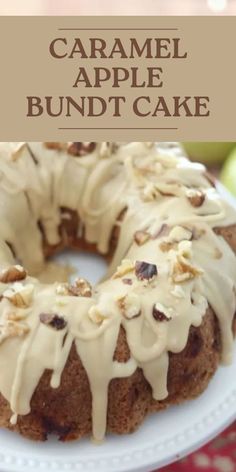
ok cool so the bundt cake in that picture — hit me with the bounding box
[0,141,235,442]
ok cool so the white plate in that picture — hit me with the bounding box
[0,187,236,472]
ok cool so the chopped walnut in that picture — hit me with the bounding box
[44,142,68,151]
[122,278,133,286]
[39,313,67,330]
[214,248,223,259]
[134,230,150,246]
[3,283,34,308]
[113,259,134,279]
[171,255,204,284]
[186,189,205,207]
[56,278,92,298]
[0,319,29,344]
[7,312,27,321]
[117,293,141,320]
[160,226,193,252]
[169,226,193,243]
[68,142,96,157]
[71,278,92,297]
[0,265,27,284]
[152,303,173,322]
[135,261,158,281]
[159,241,175,252]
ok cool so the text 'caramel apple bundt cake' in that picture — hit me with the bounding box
[0,141,235,442]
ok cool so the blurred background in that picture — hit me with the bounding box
[1,0,236,15]
[182,142,236,198]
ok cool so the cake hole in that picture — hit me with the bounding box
[51,248,108,285]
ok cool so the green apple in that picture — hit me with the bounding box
[182,142,235,164]
[220,148,236,197]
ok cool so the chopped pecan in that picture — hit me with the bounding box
[68,142,96,157]
[171,256,204,284]
[39,313,67,330]
[44,142,68,151]
[0,265,27,284]
[56,278,92,298]
[70,278,92,297]
[159,241,175,252]
[152,303,172,322]
[186,189,205,207]
[117,293,141,320]
[0,320,29,344]
[134,230,150,246]
[214,248,223,259]
[113,259,134,279]
[169,226,193,243]
[7,312,27,321]
[135,261,158,281]
[3,283,34,308]
[160,226,193,252]
[122,278,133,285]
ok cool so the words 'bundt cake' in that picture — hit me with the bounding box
[0,141,235,442]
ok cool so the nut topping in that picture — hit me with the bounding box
[117,293,141,320]
[56,278,92,298]
[70,278,92,297]
[159,241,175,252]
[214,248,223,259]
[39,313,67,330]
[171,256,203,284]
[0,320,29,344]
[186,189,205,207]
[7,312,27,321]
[135,261,158,281]
[152,303,172,322]
[160,226,193,252]
[122,278,133,285]
[169,226,193,243]
[134,230,150,246]
[44,142,68,151]
[68,142,96,157]
[0,265,27,284]
[3,283,34,308]
[113,259,134,279]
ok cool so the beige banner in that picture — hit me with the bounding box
[0,16,235,141]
